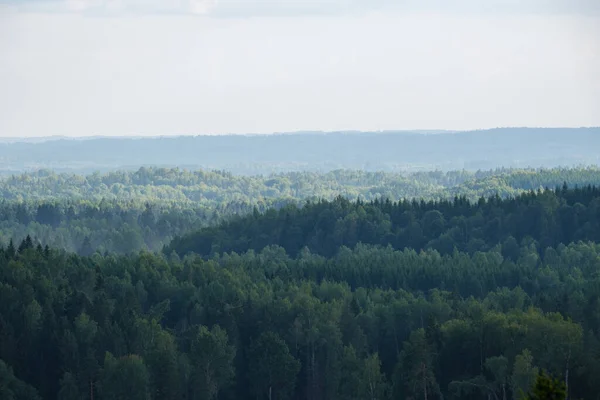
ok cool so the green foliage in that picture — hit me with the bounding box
[57,372,80,400]
[247,332,301,400]
[169,184,600,259]
[525,371,566,400]
[190,325,236,400]
[101,353,150,400]
[512,350,539,400]
[360,353,388,400]
[395,328,440,400]
[0,240,599,399]
[0,360,41,400]
[1,166,600,255]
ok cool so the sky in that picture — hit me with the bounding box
[0,0,599,137]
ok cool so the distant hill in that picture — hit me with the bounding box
[1,128,598,174]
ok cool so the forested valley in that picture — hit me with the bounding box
[1,164,600,399]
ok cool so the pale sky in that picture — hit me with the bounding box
[1,0,599,137]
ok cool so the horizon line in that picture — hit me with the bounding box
[1,126,598,142]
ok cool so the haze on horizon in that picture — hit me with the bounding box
[1,0,599,137]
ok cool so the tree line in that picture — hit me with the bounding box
[3,166,600,203]
[2,167,600,255]
[167,184,600,258]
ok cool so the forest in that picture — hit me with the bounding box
[1,166,600,255]
[1,178,600,399]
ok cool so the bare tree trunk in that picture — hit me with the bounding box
[393,325,400,358]
[422,362,428,400]
[311,342,317,400]
[480,336,484,373]
[306,340,310,400]
[565,349,570,400]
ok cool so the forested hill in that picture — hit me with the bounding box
[167,184,600,258]
[3,196,600,400]
[1,128,598,174]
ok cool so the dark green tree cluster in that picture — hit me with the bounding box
[525,371,566,400]
[168,185,600,258]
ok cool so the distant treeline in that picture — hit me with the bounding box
[2,167,600,254]
[3,165,600,203]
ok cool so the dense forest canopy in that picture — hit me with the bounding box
[2,199,600,399]
[167,184,600,259]
[4,166,600,203]
[1,128,598,175]
[1,166,600,255]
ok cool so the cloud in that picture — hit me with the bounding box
[0,0,218,15]
[1,0,599,16]
[189,0,218,15]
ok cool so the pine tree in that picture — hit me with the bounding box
[6,238,16,258]
[18,235,34,253]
